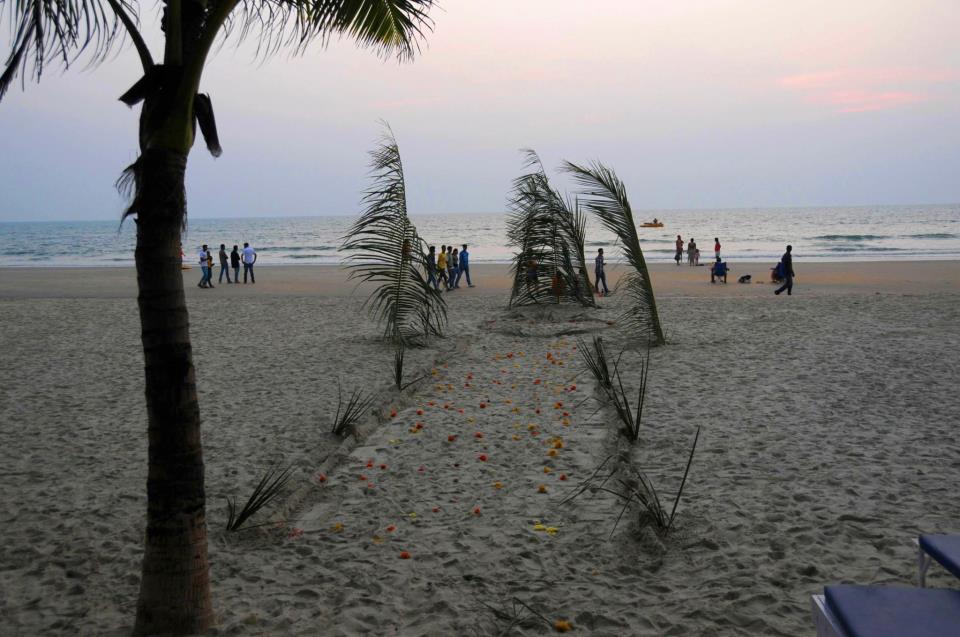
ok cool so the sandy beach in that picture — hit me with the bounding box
[1,261,959,635]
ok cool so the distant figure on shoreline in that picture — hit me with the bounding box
[437,244,448,289]
[446,245,455,290]
[457,244,474,288]
[426,245,439,290]
[218,244,232,284]
[242,242,257,284]
[774,245,795,296]
[198,244,213,288]
[675,235,683,265]
[451,248,460,289]
[714,237,721,259]
[231,245,241,282]
[594,248,610,297]
[687,238,697,266]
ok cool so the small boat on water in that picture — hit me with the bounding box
[640,221,664,228]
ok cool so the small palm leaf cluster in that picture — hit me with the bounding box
[577,337,649,442]
[563,427,701,536]
[562,161,666,345]
[225,465,293,532]
[332,382,375,437]
[507,150,595,308]
[341,124,447,345]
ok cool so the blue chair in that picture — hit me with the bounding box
[811,585,960,637]
[918,534,960,586]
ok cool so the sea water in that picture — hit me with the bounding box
[1,204,958,267]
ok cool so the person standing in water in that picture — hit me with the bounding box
[774,245,795,296]
[687,238,697,266]
[714,237,721,260]
[675,235,683,265]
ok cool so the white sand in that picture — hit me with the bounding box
[0,263,958,635]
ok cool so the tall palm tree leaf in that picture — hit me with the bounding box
[506,150,595,308]
[562,160,665,344]
[228,0,434,61]
[341,124,446,343]
[0,0,130,100]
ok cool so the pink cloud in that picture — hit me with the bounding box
[777,66,958,113]
[813,90,928,113]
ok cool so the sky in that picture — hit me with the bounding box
[1,0,959,221]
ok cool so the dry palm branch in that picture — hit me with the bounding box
[225,465,293,532]
[562,161,666,345]
[507,150,595,308]
[341,124,447,345]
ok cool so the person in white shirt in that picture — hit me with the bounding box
[197,245,212,288]
[242,242,257,284]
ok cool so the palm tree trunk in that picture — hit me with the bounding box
[132,148,213,636]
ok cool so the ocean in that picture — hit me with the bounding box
[1,204,958,267]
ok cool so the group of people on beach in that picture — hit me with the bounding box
[426,244,474,291]
[674,235,722,267]
[196,243,257,288]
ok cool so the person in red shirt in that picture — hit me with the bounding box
[714,237,721,259]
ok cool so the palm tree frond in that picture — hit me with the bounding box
[506,150,595,308]
[341,122,447,343]
[562,160,665,344]
[1,0,136,101]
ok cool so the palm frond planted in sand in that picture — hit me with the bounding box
[393,343,426,391]
[506,150,595,308]
[341,123,447,345]
[332,382,375,437]
[225,466,293,532]
[562,160,666,344]
[563,427,701,536]
[576,335,615,390]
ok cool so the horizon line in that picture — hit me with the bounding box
[2,202,958,224]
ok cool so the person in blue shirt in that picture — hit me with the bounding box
[711,256,728,283]
[456,243,474,288]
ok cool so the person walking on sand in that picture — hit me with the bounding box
[426,245,439,290]
[775,245,795,296]
[451,248,460,288]
[198,244,213,288]
[687,238,697,266]
[446,245,455,290]
[594,248,610,297]
[231,245,241,282]
[242,242,257,284]
[714,237,721,260]
[675,235,683,265]
[437,244,449,289]
[218,243,232,284]
[457,244,474,288]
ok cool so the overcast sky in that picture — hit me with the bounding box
[2,0,958,221]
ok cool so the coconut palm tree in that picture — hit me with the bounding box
[562,160,666,345]
[1,1,435,634]
[507,150,595,308]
